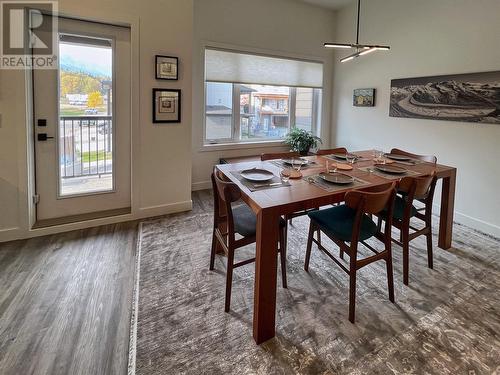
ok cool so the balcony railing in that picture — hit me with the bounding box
[59,116,113,179]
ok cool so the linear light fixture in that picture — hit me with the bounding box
[324,0,390,62]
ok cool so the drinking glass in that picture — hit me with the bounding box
[326,160,337,174]
[292,157,302,172]
[346,153,356,165]
[280,168,291,183]
[374,149,384,164]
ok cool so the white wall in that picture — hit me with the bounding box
[0,0,193,242]
[332,0,500,237]
[192,0,337,190]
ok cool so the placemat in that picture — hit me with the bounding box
[269,159,318,170]
[303,174,370,192]
[230,171,291,192]
[323,155,372,163]
[358,166,420,180]
[389,159,425,166]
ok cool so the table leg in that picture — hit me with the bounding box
[438,169,456,249]
[253,208,279,344]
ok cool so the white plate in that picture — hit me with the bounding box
[282,158,308,166]
[240,168,274,182]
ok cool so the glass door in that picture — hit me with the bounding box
[33,16,131,223]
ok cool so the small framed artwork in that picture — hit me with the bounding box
[353,88,375,107]
[155,55,178,80]
[153,89,181,123]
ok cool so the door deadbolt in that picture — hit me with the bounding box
[37,133,54,141]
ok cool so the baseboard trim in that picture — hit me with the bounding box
[192,180,211,191]
[453,210,500,239]
[0,227,22,243]
[136,200,193,219]
[0,200,193,243]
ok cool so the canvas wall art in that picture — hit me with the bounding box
[390,71,500,124]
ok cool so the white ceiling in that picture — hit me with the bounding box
[301,0,353,10]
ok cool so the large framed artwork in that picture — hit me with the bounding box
[390,71,500,124]
[153,89,181,123]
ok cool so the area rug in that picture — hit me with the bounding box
[128,199,500,374]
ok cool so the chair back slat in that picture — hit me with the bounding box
[261,151,300,161]
[345,182,396,215]
[316,147,348,156]
[398,173,437,200]
[212,170,241,204]
[390,148,437,164]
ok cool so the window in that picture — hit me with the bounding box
[204,49,323,144]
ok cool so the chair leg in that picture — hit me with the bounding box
[377,216,383,233]
[348,269,356,323]
[279,227,288,288]
[284,219,289,250]
[209,228,217,270]
[224,249,235,312]
[316,229,321,245]
[426,227,434,269]
[304,221,315,272]
[386,248,395,303]
[402,229,410,286]
[289,217,293,225]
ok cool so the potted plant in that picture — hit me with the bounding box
[284,128,322,156]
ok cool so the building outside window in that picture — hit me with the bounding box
[204,48,323,145]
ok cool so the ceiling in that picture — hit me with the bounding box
[301,0,353,10]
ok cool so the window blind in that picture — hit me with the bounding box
[205,48,323,88]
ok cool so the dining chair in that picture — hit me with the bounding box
[210,169,288,312]
[316,147,348,156]
[390,148,437,164]
[304,182,397,323]
[260,151,321,243]
[260,151,300,161]
[376,173,438,285]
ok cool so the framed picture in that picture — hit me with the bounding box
[155,55,178,80]
[353,88,375,107]
[390,71,500,124]
[153,89,181,123]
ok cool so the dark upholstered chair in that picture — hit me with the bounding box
[210,169,288,312]
[304,182,397,323]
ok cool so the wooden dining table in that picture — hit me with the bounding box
[215,150,457,344]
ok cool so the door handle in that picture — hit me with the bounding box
[37,133,55,141]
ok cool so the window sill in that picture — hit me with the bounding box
[199,140,287,152]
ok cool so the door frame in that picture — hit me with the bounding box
[25,10,140,230]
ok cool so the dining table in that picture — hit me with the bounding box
[215,150,457,344]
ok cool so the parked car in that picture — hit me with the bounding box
[85,108,98,115]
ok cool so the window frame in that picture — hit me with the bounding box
[203,82,321,146]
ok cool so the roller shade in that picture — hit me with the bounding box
[205,48,323,88]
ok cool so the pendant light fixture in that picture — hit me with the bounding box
[324,0,390,62]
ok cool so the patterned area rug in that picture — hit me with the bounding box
[129,199,500,374]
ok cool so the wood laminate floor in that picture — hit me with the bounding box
[0,191,212,375]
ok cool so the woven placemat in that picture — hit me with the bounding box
[358,166,420,180]
[303,174,370,192]
[230,171,291,192]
